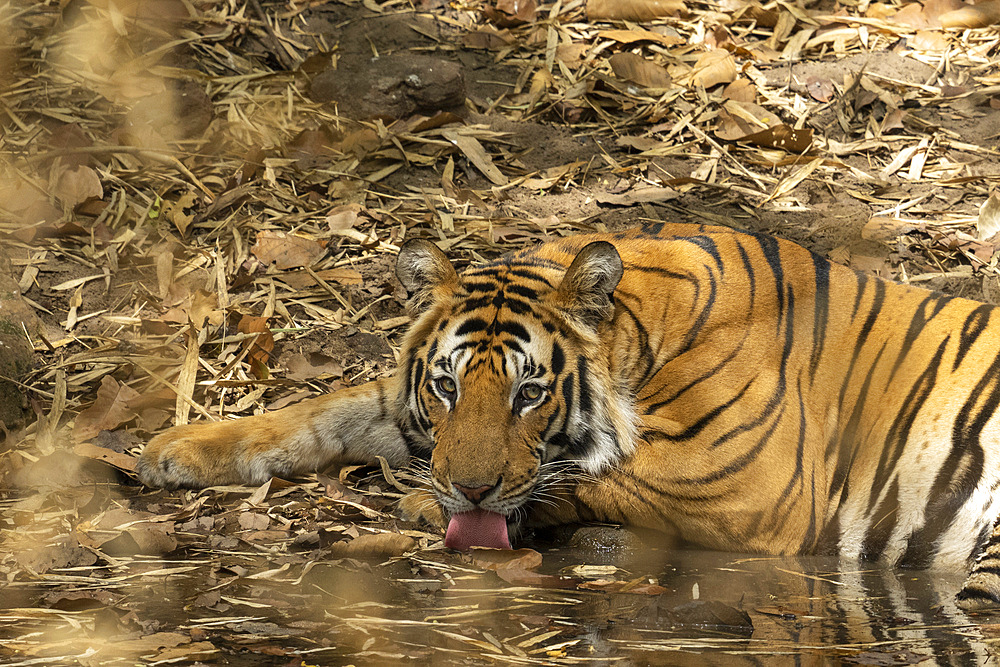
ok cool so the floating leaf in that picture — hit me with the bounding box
[326,532,417,559]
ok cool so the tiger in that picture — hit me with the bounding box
[138,222,1000,610]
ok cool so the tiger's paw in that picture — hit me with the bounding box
[957,569,1000,611]
[138,421,272,489]
[398,488,447,528]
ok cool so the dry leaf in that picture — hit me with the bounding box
[587,0,685,21]
[743,125,813,153]
[237,315,274,377]
[863,216,916,242]
[805,76,834,102]
[73,376,141,442]
[277,267,364,290]
[978,193,1000,241]
[73,441,138,473]
[165,191,197,237]
[54,165,103,207]
[609,53,671,88]
[687,50,737,89]
[598,28,684,48]
[485,0,537,26]
[941,0,1000,28]
[722,79,757,103]
[326,204,362,230]
[442,130,508,185]
[286,352,344,381]
[252,230,326,269]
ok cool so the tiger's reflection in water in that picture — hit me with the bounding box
[545,546,995,664]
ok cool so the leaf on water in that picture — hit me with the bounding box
[665,600,754,635]
[977,193,1000,241]
[587,0,686,21]
[251,230,327,270]
[73,376,141,443]
[151,641,219,662]
[495,567,581,588]
[326,532,417,559]
[608,53,671,88]
[14,535,98,574]
[470,548,543,572]
[579,577,669,595]
[100,524,178,557]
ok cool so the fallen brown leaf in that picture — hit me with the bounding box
[252,230,327,270]
[73,376,141,443]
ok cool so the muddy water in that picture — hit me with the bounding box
[4,537,998,665]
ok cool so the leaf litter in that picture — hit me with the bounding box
[2,0,1000,663]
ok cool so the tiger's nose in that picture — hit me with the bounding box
[453,482,497,504]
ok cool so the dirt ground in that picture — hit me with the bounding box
[3,0,1000,663]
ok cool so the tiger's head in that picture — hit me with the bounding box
[394,238,638,550]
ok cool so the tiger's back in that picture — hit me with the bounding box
[528,223,1000,572]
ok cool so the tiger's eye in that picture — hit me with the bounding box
[436,377,457,395]
[520,385,543,402]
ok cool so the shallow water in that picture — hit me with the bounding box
[3,535,998,665]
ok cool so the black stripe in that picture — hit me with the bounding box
[551,341,565,375]
[860,478,899,561]
[735,240,756,310]
[955,304,992,370]
[496,320,531,343]
[683,236,725,274]
[887,294,949,385]
[808,252,830,384]
[682,405,786,485]
[661,380,754,442]
[869,337,950,507]
[577,357,592,415]
[752,232,784,326]
[455,317,488,336]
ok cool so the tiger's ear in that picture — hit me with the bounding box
[396,239,458,313]
[556,241,623,327]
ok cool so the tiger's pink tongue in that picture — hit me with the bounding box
[444,509,511,550]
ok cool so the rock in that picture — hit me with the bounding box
[310,53,465,119]
[0,245,39,428]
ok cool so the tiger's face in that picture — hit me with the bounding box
[394,238,636,549]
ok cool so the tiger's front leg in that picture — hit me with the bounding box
[958,518,1000,610]
[138,378,407,488]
